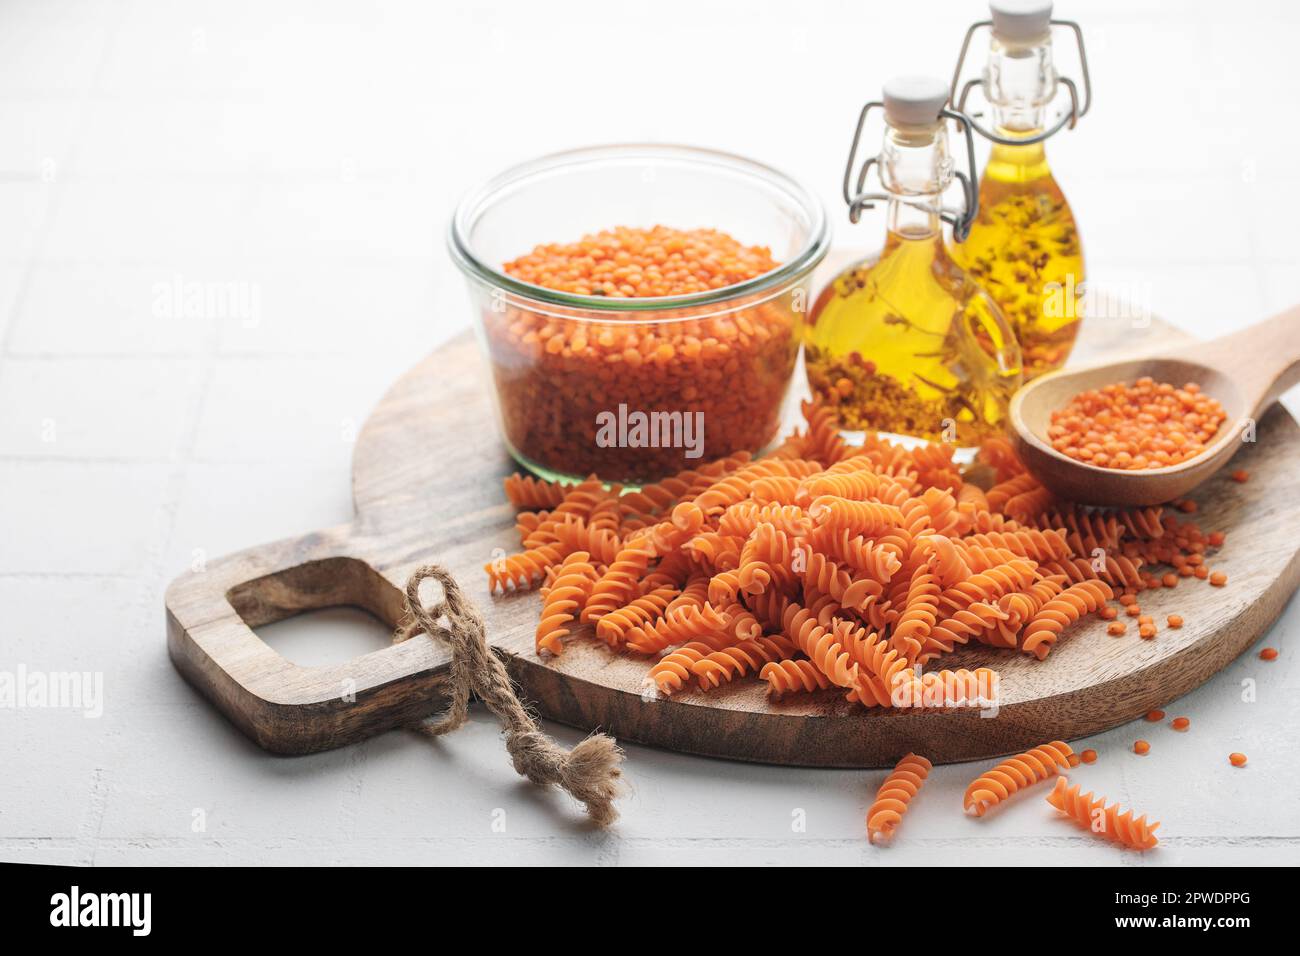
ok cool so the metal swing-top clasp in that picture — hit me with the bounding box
[842,76,982,243]
[949,4,1092,147]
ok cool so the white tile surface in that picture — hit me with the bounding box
[0,260,24,349]
[0,0,117,97]
[213,261,435,356]
[163,461,353,573]
[0,185,56,260]
[0,101,85,179]
[1,0,1298,867]
[0,461,174,574]
[40,182,253,261]
[191,355,397,464]
[1084,262,1265,340]
[0,357,204,458]
[1259,263,1300,314]
[6,262,220,356]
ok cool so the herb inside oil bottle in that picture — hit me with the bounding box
[806,75,1022,445]
[947,0,1093,379]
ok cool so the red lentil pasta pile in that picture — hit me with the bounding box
[487,399,1229,706]
[485,225,799,481]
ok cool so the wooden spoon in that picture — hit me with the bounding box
[1009,305,1300,507]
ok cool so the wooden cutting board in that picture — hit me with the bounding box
[165,300,1300,767]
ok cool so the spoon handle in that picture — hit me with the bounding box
[1173,304,1300,414]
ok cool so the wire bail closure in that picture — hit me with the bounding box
[949,18,1092,147]
[841,103,981,243]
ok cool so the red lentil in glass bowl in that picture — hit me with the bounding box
[448,144,830,487]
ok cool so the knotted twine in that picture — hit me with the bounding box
[394,565,624,826]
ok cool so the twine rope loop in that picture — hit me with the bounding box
[398,565,623,826]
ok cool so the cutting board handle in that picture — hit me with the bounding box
[165,524,452,755]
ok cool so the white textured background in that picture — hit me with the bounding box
[1,0,1298,866]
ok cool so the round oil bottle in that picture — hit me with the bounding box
[948,0,1092,379]
[806,76,1022,446]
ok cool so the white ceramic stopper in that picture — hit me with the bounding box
[990,0,1053,43]
[882,75,949,128]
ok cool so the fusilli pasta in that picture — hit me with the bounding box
[535,551,598,655]
[1045,777,1160,850]
[487,399,1227,725]
[964,741,1076,816]
[867,752,932,844]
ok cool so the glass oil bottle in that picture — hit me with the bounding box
[805,76,1022,446]
[947,0,1092,379]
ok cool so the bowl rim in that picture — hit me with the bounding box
[447,142,831,313]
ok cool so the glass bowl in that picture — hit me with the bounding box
[449,143,830,486]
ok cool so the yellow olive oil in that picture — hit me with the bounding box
[808,75,1022,445]
[806,227,1021,445]
[950,136,1084,379]
[947,1,1096,378]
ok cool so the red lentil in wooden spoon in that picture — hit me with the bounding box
[1008,305,1300,506]
[1047,378,1227,470]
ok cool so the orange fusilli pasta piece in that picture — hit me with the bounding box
[503,473,567,510]
[759,658,832,696]
[594,584,680,647]
[964,741,1075,816]
[808,495,904,535]
[1045,777,1160,850]
[487,543,565,593]
[693,635,797,689]
[581,540,656,623]
[867,752,932,844]
[535,551,598,654]
[1021,580,1114,660]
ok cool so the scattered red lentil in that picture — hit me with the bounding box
[1209,571,1228,587]
[1146,710,1165,722]
[1047,377,1228,470]
[1171,717,1190,731]
[1176,498,1198,514]
[1167,614,1184,628]
[1207,531,1226,546]
[1161,572,1178,588]
[1106,622,1126,636]
[1231,469,1249,482]
[1125,604,1142,617]
[1099,605,1119,620]
[1193,565,1209,580]
[1118,593,1137,606]
[1134,740,1150,755]
[1139,624,1156,639]
[1260,647,1278,661]
[1080,749,1098,764]
[1229,752,1248,767]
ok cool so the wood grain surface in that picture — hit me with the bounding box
[165,299,1300,766]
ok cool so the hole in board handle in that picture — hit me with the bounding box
[226,557,406,667]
